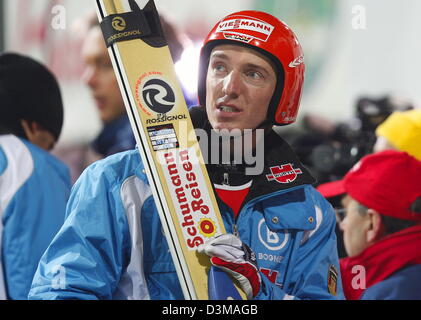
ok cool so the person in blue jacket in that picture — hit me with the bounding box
[29,10,343,300]
[0,53,71,299]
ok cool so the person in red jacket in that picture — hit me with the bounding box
[318,150,421,299]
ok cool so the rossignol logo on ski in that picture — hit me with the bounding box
[216,16,274,43]
[100,10,153,48]
[135,71,177,116]
[146,114,187,125]
[103,15,143,46]
[112,16,126,31]
[266,163,303,184]
[143,79,175,113]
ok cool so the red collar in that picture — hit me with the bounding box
[214,181,252,218]
[340,223,421,300]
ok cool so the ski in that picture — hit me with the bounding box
[95,0,244,300]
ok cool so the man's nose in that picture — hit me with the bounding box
[339,220,345,232]
[222,71,242,97]
[82,67,97,88]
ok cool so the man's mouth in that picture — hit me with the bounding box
[217,105,240,113]
[94,96,106,109]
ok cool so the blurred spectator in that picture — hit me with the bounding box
[0,53,70,299]
[318,150,421,300]
[81,11,197,160]
[81,17,135,160]
[374,109,421,161]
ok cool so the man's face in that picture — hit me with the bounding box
[339,196,371,257]
[205,44,277,131]
[82,27,125,124]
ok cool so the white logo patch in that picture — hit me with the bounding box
[258,218,289,251]
[288,55,304,68]
[216,17,274,42]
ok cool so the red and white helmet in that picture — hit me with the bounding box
[198,10,305,125]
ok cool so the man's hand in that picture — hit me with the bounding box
[198,234,261,299]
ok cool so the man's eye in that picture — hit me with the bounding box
[214,64,226,73]
[247,71,263,80]
[100,62,113,70]
[96,59,112,70]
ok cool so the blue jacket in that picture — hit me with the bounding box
[0,135,70,299]
[361,264,421,300]
[29,132,343,300]
[91,114,136,157]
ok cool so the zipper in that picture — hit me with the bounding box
[223,172,229,185]
[222,172,238,235]
[233,223,239,237]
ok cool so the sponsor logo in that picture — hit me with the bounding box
[199,218,217,238]
[257,218,289,251]
[328,264,339,296]
[216,16,274,42]
[223,32,252,43]
[257,253,284,263]
[112,16,126,31]
[142,79,175,114]
[146,114,187,125]
[105,16,142,46]
[281,115,296,122]
[288,55,304,68]
[159,148,221,250]
[106,29,142,46]
[260,268,283,287]
[266,163,302,184]
[135,72,176,116]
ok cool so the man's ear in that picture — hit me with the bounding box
[366,209,384,244]
[20,119,36,138]
[20,119,56,151]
